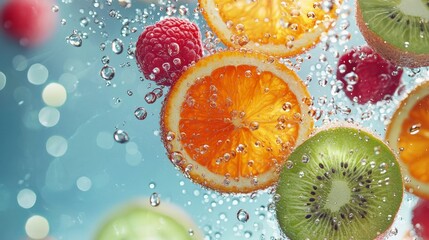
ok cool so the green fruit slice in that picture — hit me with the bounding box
[275,126,403,240]
[94,200,203,240]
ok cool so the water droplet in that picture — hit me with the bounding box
[112,39,124,54]
[51,5,59,12]
[100,65,115,80]
[127,90,133,96]
[113,129,129,144]
[344,72,358,85]
[166,131,176,141]
[152,88,163,98]
[302,154,310,163]
[168,42,180,56]
[237,209,249,222]
[67,32,82,47]
[134,107,147,120]
[101,56,110,64]
[249,121,259,131]
[282,102,292,111]
[409,124,421,135]
[285,160,294,169]
[144,92,157,104]
[80,17,89,27]
[173,58,181,66]
[149,192,160,207]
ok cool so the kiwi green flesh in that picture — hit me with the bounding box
[358,0,429,54]
[95,206,193,240]
[275,127,403,240]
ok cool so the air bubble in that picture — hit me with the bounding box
[302,154,310,163]
[111,39,124,54]
[409,124,421,135]
[113,129,129,144]
[144,92,157,104]
[237,209,249,222]
[150,192,160,207]
[168,42,180,56]
[100,65,115,80]
[67,32,82,47]
[134,107,147,120]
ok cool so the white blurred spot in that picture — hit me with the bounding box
[28,63,49,85]
[96,131,114,149]
[38,107,60,127]
[76,176,92,192]
[12,55,28,71]
[59,73,79,93]
[46,135,68,157]
[17,188,37,209]
[25,215,49,240]
[0,72,6,91]
[126,151,142,166]
[125,141,139,155]
[42,83,67,107]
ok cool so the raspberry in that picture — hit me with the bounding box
[412,199,429,239]
[336,46,403,104]
[135,17,203,86]
[0,0,57,47]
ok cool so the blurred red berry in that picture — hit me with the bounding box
[412,199,429,239]
[336,46,403,104]
[0,0,57,47]
[135,17,203,86]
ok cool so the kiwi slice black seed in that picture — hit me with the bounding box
[358,0,429,55]
[275,127,403,240]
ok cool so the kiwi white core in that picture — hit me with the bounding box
[325,180,351,212]
[398,0,429,20]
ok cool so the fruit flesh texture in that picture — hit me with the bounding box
[276,127,403,240]
[200,0,340,56]
[95,205,197,240]
[412,199,429,239]
[357,0,429,55]
[179,65,301,179]
[398,95,429,183]
[336,46,402,104]
[0,0,56,46]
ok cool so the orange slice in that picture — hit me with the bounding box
[386,81,429,199]
[161,51,313,193]
[199,0,341,57]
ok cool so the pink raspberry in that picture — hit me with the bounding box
[412,199,429,239]
[135,17,203,86]
[0,0,57,47]
[336,46,403,104]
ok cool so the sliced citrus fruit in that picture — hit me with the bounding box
[94,199,203,240]
[161,51,313,193]
[199,0,341,57]
[386,81,429,199]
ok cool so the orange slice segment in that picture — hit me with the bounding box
[386,81,429,199]
[162,51,313,193]
[199,0,341,57]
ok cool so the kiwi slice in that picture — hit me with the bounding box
[275,126,403,240]
[356,0,429,68]
[94,200,203,240]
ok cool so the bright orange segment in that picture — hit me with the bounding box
[398,95,429,183]
[179,65,300,178]
[162,51,313,193]
[200,0,341,56]
[217,0,326,44]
